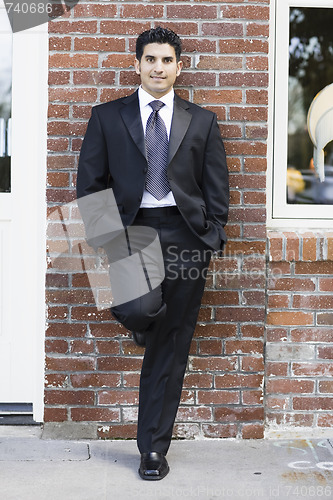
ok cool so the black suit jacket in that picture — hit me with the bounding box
[77,90,229,251]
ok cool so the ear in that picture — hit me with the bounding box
[134,58,141,75]
[176,60,183,77]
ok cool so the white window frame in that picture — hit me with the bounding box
[0,1,48,422]
[268,0,333,229]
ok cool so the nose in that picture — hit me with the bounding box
[154,59,163,72]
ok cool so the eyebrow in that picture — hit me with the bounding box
[145,55,174,60]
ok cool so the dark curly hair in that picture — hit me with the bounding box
[136,26,182,62]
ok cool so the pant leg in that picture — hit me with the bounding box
[136,213,212,455]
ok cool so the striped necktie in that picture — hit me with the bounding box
[145,100,171,200]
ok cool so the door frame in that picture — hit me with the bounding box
[10,21,48,422]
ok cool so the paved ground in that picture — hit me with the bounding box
[0,426,332,499]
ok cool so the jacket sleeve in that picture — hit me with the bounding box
[76,106,109,199]
[76,107,122,250]
[202,113,229,249]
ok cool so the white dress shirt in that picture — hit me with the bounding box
[138,86,177,208]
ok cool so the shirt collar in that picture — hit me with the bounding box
[138,86,174,111]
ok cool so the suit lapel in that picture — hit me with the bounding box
[119,91,146,159]
[119,91,192,164]
[168,94,192,165]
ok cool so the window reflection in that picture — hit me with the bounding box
[287,7,333,205]
[0,9,12,193]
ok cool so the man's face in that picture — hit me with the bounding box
[135,43,183,98]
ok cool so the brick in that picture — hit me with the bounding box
[100,21,152,35]
[45,374,69,388]
[71,373,121,388]
[302,232,317,261]
[220,72,268,87]
[216,307,265,323]
[293,397,333,411]
[97,424,137,439]
[177,71,216,87]
[49,21,98,34]
[72,105,93,119]
[49,70,70,85]
[219,39,268,54]
[319,278,333,292]
[97,357,142,372]
[44,408,68,422]
[70,340,94,354]
[74,3,117,17]
[318,381,333,393]
[189,356,238,372]
[74,37,125,52]
[317,346,333,359]
[176,406,212,422]
[48,104,70,119]
[291,328,333,342]
[292,362,333,377]
[229,106,267,122]
[224,140,267,156]
[196,55,242,70]
[318,414,333,427]
[45,339,68,354]
[49,53,98,69]
[47,306,68,321]
[182,38,217,53]
[49,88,98,103]
[266,362,289,377]
[215,373,263,389]
[98,390,139,406]
[241,423,264,439]
[241,356,264,372]
[293,295,333,310]
[198,339,223,355]
[215,407,264,422]
[242,390,263,405]
[295,262,333,274]
[201,22,243,37]
[224,340,263,356]
[265,397,290,410]
[197,390,239,405]
[245,125,268,139]
[96,340,120,355]
[244,157,267,172]
[183,373,213,389]
[46,356,95,372]
[266,412,314,427]
[246,90,268,106]
[167,5,217,19]
[47,138,69,152]
[89,323,128,338]
[45,390,94,405]
[202,423,238,439]
[268,278,315,292]
[268,294,290,309]
[48,121,87,136]
[193,89,242,105]
[266,344,314,361]
[221,5,269,20]
[46,323,87,338]
[246,22,269,37]
[71,407,120,422]
[318,313,333,325]
[101,54,135,69]
[220,124,242,139]
[246,56,268,71]
[266,379,315,394]
[47,155,76,170]
[49,36,71,52]
[120,4,163,18]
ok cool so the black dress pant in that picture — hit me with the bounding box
[108,208,212,455]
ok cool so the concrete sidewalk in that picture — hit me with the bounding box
[0,427,332,500]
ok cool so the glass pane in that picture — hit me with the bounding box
[0,9,12,193]
[287,7,333,205]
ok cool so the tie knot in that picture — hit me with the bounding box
[149,100,165,113]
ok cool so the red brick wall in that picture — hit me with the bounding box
[45,1,269,439]
[266,231,333,433]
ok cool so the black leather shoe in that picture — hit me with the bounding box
[132,331,146,347]
[139,452,169,480]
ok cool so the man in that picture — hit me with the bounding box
[77,27,229,481]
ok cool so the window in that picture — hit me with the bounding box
[270,0,333,226]
[0,8,12,192]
